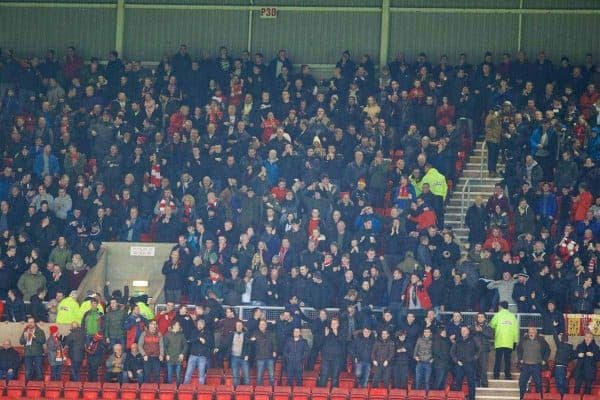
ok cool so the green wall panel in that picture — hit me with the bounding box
[524,0,600,9]
[392,0,520,9]
[389,12,518,64]
[0,7,116,59]
[123,9,248,60]
[252,11,380,64]
[521,14,600,63]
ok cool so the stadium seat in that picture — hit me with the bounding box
[523,394,541,400]
[194,384,214,400]
[311,387,330,400]
[543,394,562,400]
[254,385,273,400]
[6,379,25,398]
[44,380,63,400]
[140,383,159,400]
[445,391,466,400]
[101,382,121,400]
[234,385,254,400]
[82,382,101,400]
[338,373,355,390]
[563,395,582,400]
[292,386,311,400]
[303,372,319,388]
[158,383,178,400]
[388,388,407,400]
[427,390,446,400]
[25,380,44,399]
[207,369,224,385]
[330,387,349,400]
[63,381,82,400]
[349,388,368,400]
[216,385,234,400]
[121,383,140,400]
[369,388,388,400]
[407,389,427,400]
[273,385,292,400]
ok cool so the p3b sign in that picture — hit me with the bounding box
[260,7,278,18]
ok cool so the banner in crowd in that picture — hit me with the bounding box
[565,314,600,336]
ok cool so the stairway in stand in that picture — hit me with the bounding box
[477,372,521,400]
[445,140,504,249]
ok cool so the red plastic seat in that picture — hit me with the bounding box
[311,387,329,400]
[446,391,466,400]
[140,383,159,400]
[216,385,234,400]
[523,394,541,400]
[388,388,407,400]
[254,385,272,400]
[63,381,82,400]
[121,383,140,400]
[303,372,318,388]
[25,380,44,399]
[82,382,101,400]
[543,394,562,400]
[349,388,368,400]
[292,386,311,400]
[194,384,214,400]
[158,383,178,400]
[6,379,25,398]
[408,389,427,400]
[331,387,349,400]
[274,386,292,400]
[563,395,582,400]
[338,373,355,390]
[368,388,388,400]
[101,382,121,400]
[44,380,63,400]
[234,385,254,400]
[428,390,446,400]
[207,369,224,386]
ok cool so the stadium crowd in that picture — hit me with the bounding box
[0,45,599,399]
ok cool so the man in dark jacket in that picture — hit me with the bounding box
[63,322,86,381]
[183,319,213,385]
[283,327,309,386]
[573,332,600,394]
[451,326,481,400]
[0,340,20,381]
[516,327,550,399]
[318,317,346,387]
[372,329,395,388]
[471,312,494,387]
[352,326,376,388]
[104,297,127,347]
[19,315,46,381]
[552,332,574,396]
[432,327,452,390]
[252,319,278,386]
[216,320,252,387]
[392,330,411,389]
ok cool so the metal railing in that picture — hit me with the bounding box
[460,177,471,229]
[154,304,543,332]
[479,139,487,180]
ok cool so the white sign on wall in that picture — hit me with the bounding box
[129,246,156,257]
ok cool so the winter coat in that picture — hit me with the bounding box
[351,333,376,362]
[163,330,188,364]
[321,330,346,361]
[104,306,127,340]
[19,326,46,357]
[188,328,214,357]
[432,335,452,368]
[573,340,600,381]
[414,336,433,362]
[283,337,309,364]
[63,327,86,363]
[490,308,519,349]
[252,329,277,360]
[451,335,481,363]
[372,337,395,363]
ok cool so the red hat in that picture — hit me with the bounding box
[93,332,104,341]
[49,325,59,335]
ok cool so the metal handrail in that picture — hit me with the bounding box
[460,178,471,229]
[479,139,487,180]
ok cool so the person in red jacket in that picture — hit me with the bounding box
[155,302,177,335]
[483,227,510,253]
[404,266,433,312]
[408,199,438,231]
[580,83,599,120]
[167,105,189,136]
[571,183,593,222]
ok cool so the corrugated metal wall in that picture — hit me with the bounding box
[389,12,518,64]
[252,11,380,64]
[123,9,248,60]
[521,14,600,60]
[0,1,598,64]
[0,7,116,59]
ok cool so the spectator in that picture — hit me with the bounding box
[432,326,452,390]
[450,326,480,400]
[63,322,86,381]
[490,301,519,380]
[573,331,600,394]
[138,320,164,384]
[283,327,309,386]
[184,319,212,385]
[552,332,574,396]
[252,319,278,386]
[217,320,251,387]
[516,327,550,399]
[414,326,434,391]
[105,343,128,383]
[0,340,20,381]
[19,315,46,381]
[124,343,145,383]
[371,328,395,388]
[471,312,494,387]
[163,320,188,385]
[318,317,345,388]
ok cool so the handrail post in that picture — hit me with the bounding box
[480,140,486,180]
